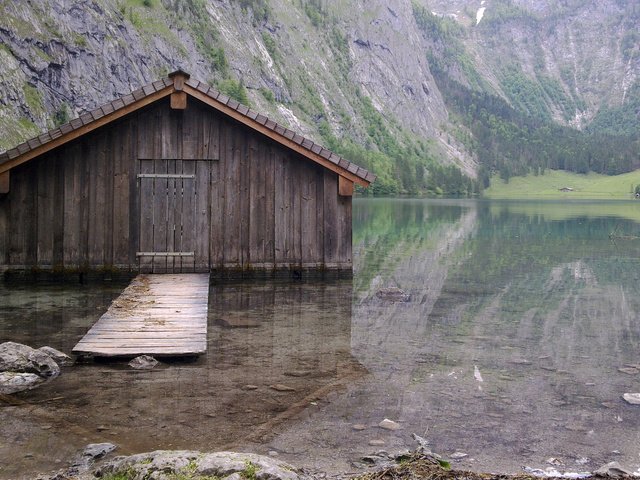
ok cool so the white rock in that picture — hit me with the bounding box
[622,393,640,405]
[0,372,44,394]
[474,365,484,382]
[128,355,159,370]
[378,418,401,430]
[450,452,468,459]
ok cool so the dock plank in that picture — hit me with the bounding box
[72,273,209,357]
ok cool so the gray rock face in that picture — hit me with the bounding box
[98,450,306,480]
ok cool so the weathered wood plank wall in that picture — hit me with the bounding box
[0,98,352,274]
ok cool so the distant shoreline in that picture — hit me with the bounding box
[484,169,640,200]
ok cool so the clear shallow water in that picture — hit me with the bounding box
[2,198,640,478]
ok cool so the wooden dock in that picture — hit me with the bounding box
[73,273,210,357]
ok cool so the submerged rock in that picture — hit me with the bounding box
[269,384,296,392]
[378,418,401,430]
[375,287,410,302]
[622,393,640,405]
[69,443,118,472]
[0,342,61,394]
[82,443,117,460]
[450,452,468,460]
[215,317,261,328]
[0,341,60,378]
[594,461,635,477]
[128,355,159,370]
[0,371,44,394]
[97,450,305,480]
[38,346,73,366]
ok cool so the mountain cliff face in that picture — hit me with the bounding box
[0,0,638,192]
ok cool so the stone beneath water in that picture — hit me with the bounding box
[0,341,60,378]
[38,346,73,366]
[97,450,305,480]
[82,443,117,460]
[450,452,468,460]
[378,418,401,430]
[375,287,410,302]
[215,317,261,328]
[618,367,639,375]
[70,443,118,472]
[622,393,640,405]
[0,341,61,394]
[269,384,296,392]
[0,372,44,394]
[128,355,159,370]
[594,461,635,477]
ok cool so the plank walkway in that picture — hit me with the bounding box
[72,273,210,357]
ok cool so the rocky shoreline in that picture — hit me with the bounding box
[30,445,639,480]
[3,341,639,480]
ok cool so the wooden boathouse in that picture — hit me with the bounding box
[0,70,375,277]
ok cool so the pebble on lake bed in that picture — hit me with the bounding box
[269,384,296,392]
[378,418,401,430]
[622,393,640,405]
[128,355,159,370]
[450,452,468,460]
[618,367,639,375]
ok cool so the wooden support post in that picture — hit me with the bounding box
[171,92,187,110]
[338,175,353,196]
[0,171,8,194]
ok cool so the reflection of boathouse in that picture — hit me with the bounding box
[0,70,374,276]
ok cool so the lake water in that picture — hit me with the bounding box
[2,198,640,478]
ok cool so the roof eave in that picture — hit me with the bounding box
[0,85,174,175]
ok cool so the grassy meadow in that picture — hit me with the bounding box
[484,169,640,200]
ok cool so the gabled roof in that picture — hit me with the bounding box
[0,70,375,187]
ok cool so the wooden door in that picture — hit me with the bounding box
[137,159,209,273]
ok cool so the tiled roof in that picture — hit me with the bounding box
[0,71,376,185]
[0,77,173,165]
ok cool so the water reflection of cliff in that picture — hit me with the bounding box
[268,199,640,476]
[351,198,479,367]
